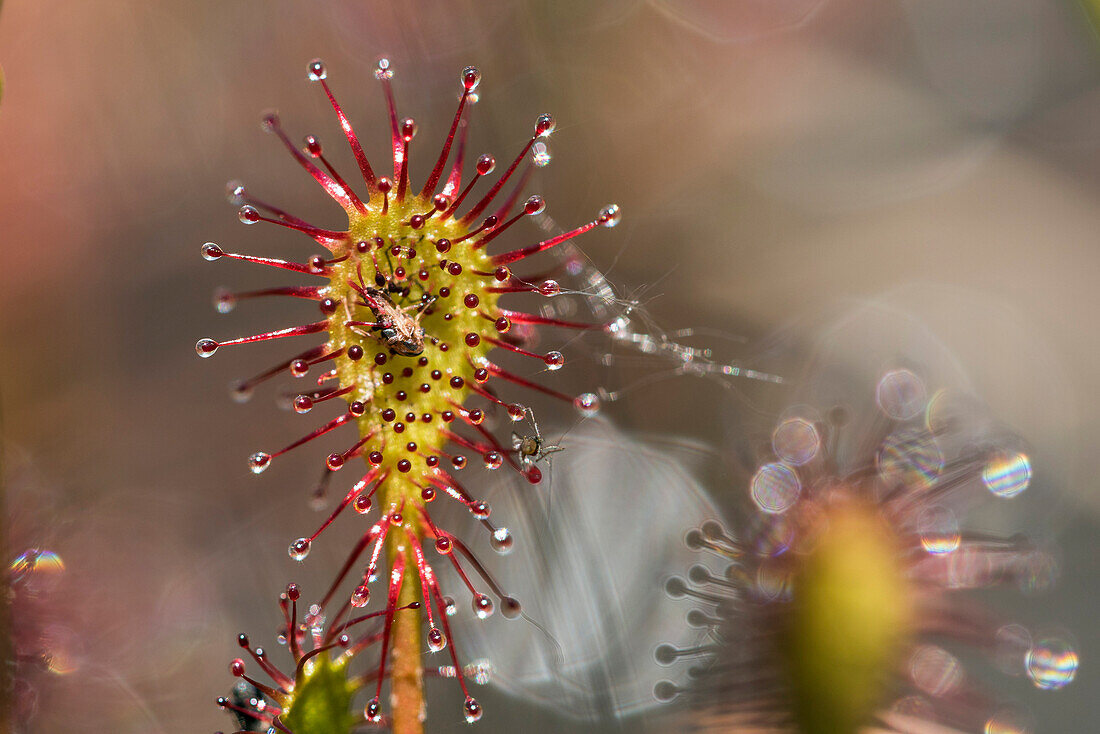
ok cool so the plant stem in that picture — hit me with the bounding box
[387,534,424,734]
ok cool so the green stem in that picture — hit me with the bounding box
[386,532,424,734]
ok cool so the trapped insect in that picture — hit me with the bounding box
[512,409,564,469]
[345,263,436,357]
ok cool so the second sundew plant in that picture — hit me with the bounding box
[198,58,619,733]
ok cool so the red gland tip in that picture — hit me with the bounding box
[288,537,311,561]
[524,195,546,215]
[201,242,224,260]
[535,113,555,137]
[307,58,327,82]
[462,66,481,91]
[464,696,483,723]
[476,154,496,175]
[598,203,622,227]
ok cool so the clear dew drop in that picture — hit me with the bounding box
[427,627,447,652]
[350,584,370,608]
[534,113,555,137]
[364,697,382,723]
[574,392,601,416]
[483,452,503,470]
[196,338,219,358]
[490,527,513,554]
[532,141,551,167]
[473,594,495,619]
[307,58,327,82]
[293,395,313,414]
[598,204,622,228]
[982,452,1032,498]
[463,697,482,724]
[238,205,260,224]
[1026,638,1078,690]
[461,65,481,91]
[248,451,271,474]
[538,279,560,297]
[288,537,311,561]
[443,596,457,616]
[201,242,225,260]
[544,351,565,370]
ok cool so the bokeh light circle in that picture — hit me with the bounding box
[772,418,820,466]
[876,369,928,420]
[1026,638,1078,690]
[982,452,1032,498]
[750,462,801,514]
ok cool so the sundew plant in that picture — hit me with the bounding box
[660,366,1080,734]
[197,58,619,734]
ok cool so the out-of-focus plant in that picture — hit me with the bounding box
[659,362,1078,734]
[197,58,619,734]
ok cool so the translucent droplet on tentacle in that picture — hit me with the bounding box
[307,58,327,82]
[534,113,555,137]
[201,242,224,261]
[461,65,481,91]
[574,392,600,416]
[598,204,621,228]
[490,527,513,554]
[195,338,219,357]
[288,537,312,561]
[428,627,447,652]
[473,594,494,619]
[463,697,482,724]
[238,205,260,224]
[248,451,271,474]
[350,584,370,608]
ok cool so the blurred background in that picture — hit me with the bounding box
[0,1,1097,731]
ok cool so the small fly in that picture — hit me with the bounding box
[346,264,435,357]
[512,408,564,469]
